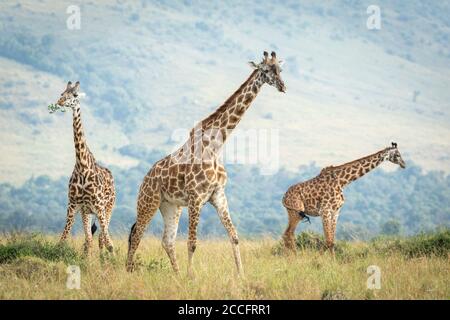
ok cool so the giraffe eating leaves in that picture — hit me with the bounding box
[282,143,406,254]
[53,81,116,256]
[127,51,286,277]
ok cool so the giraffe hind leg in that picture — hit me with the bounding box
[81,207,93,256]
[60,203,77,242]
[126,179,161,272]
[283,208,303,252]
[93,205,114,254]
[100,197,114,251]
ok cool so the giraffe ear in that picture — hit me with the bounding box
[278,60,284,67]
[248,61,259,69]
[72,81,80,92]
[262,51,270,64]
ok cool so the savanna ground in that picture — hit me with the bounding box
[0,231,449,300]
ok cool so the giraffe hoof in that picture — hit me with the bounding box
[171,265,180,275]
[126,263,136,273]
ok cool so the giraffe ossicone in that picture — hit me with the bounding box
[126,51,286,276]
[54,81,116,256]
[282,143,406,253]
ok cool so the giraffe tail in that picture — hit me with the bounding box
[128,222,137,252]
[298,211,311,224]
[91,221,98,235]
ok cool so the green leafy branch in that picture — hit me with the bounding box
[47,104,67,114]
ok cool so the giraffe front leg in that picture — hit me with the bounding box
[81,208,93,256]
[187,199,202,279]
[60,203,77,242]
[160,202,182,274]
[210,188,244,277]
[322,209,339,256]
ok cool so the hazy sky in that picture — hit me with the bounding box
[0,0,449,184]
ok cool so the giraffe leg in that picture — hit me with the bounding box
[160,202,182,274]
[60,203,77,242]
[100,197,114,251]
[322,210,339,256]
[98,228,105,252]
[126,183,161,272]
[187,198,202,279]
[97,219,106,253]
[210,188,244,277]
[81,207,93,256]
[95,207,114,254]
[283,208,303,252]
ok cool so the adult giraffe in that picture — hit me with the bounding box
[127,51,286,276]
[54,81,115,255]
[282,143,406,254]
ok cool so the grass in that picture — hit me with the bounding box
[0,233,82,265]
[0,231,449,300]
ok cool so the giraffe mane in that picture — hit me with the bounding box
[320,148,390,173]
[202,70,259,127]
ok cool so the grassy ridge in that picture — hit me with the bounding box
[0,231,449,300]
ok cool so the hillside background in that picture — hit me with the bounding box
[0,0,449,239]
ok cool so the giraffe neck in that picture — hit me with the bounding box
[201,70,263,144]
[72,101,94,172]
[329,148,389,187]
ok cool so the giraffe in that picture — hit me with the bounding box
[127,51,286,276]
[282,142,406,254]
[54,81,115,255]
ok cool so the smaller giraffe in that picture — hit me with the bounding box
[282,142,406,254]
[54,81,115,255]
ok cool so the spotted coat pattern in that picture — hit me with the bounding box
[57,82,115,255]
[282,145,406,254]
[126,52,286,276]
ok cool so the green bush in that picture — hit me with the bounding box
[295,231,326,250]
[147,257,170,272]
[371,229,450,258]
[0,233,82,264]
[6,256,65,280]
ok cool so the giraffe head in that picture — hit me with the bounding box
[56,81,81,109]
[249,51,286,92]
[386,142,406,168]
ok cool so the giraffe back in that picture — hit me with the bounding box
[282,172,344,216]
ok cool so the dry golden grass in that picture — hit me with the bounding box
[0,235,449,300]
